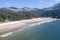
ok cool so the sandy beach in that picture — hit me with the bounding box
[0,18,58,38]
[0,18,56,32]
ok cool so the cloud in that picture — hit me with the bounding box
[55,0,60,3]
[4,2,10,5]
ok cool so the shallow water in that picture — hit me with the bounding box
[0,20,60,40]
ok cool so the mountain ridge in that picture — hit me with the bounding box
[0,3,60,22]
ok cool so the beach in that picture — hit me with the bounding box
[0,18,57,38]
[0,18,56,32]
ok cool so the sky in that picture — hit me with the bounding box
[0,0,60,9]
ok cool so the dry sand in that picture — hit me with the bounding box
[0,18,55,32]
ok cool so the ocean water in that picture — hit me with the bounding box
[0,20,60,40]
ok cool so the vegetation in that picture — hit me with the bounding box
[0,3,60,22]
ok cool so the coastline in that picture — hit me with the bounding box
[0,18,57,37]
[0,18,57,32]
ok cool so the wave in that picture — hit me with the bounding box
[27,19,56,27]
[17,19,56,32]
[0,19,56,38]
[0,32,13,37]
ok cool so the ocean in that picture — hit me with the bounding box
[0,20,60,40]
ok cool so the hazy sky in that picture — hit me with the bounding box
[0,0,60,9]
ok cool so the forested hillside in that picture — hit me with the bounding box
[0,3,60,22]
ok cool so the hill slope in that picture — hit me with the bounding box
[0,3,60,22]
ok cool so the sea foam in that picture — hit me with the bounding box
[28,19,56,27]
[0,32,13,37]
[0,19,56,38]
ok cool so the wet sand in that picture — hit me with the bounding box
[0,18,54,32]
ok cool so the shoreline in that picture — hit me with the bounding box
[0,19,56,37]
[0,18,58,37]
[0,18,57,32]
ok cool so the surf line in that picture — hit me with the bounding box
[15,19,56,33]
[0,32,13,38]
[0,19,56,38]
[27,19,56,27]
